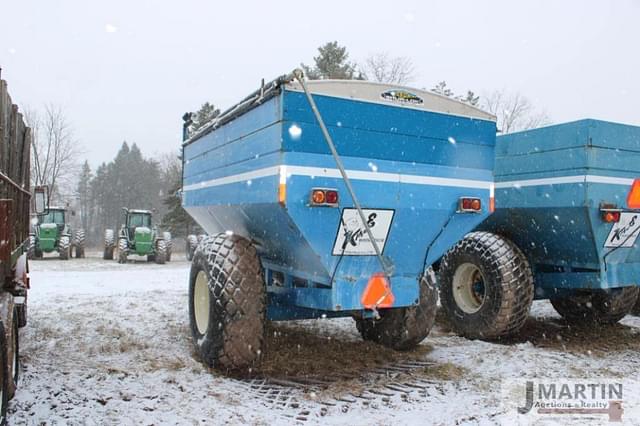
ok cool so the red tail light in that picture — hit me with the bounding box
[459,197,482,213]
[602,211,621,223]
[310,188,339,207]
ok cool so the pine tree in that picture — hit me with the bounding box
[161,152,197,236]
[76,161,93,232]
[459,90,480,106]
[302,41,362,80]
[191,102,221,132]
[432,81,454,97]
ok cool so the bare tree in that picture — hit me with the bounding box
[482,90,550,134]
[361,52,416,85]
[25,104,80,201]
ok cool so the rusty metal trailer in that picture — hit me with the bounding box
[0,70,35,422]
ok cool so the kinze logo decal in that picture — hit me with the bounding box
[381,90,424,105]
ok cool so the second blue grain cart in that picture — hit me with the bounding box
[438,119,640,339]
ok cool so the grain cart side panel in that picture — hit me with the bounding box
[183,78,497,318]
[481,119,640,296]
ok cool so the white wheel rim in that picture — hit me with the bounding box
[194,271,210,335]
[452,263,487,314]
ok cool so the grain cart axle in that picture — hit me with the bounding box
[439,119,640,339]
[181,70,498,371]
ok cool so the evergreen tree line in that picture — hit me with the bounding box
[75,142,188,245]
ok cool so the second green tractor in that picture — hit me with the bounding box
[103,208,172,264]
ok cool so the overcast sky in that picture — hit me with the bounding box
[1,0,639,167]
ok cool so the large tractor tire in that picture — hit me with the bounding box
[0,321,9,425]
[163,232,172,262]
[438,232,534,340]
[117,238,128,264]
[73,229,86,258]
[16,292,27,329]
[550,287,639,325]
[186,234,198,261]
[155,240,167,265]
[103,229,115,260]
[27,235,36,260]
[188,233,266,371]
[59,236,71,260]
[355,267,438,350]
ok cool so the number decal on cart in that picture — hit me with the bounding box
[605,212,640,248]
[332,209,394,256]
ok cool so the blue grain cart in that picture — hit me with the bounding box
[437,119,640,339]
[181,72,497,370]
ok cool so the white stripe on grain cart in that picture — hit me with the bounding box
[495,175,634,189]
[183,165,493,191]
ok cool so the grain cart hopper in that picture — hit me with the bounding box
[438,119,640,339]
[0,74,39,420]
[104,208,172,263]
[28,206,85,260]
[181,70,497,371]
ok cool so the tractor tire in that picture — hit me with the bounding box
[186,234,198,261]
[27,235,36,260]
[59,236,71,260]
[188,233,266,371]
[355,267,438,350]
[0,321,9,425]
[73,229,86,258]
[117,238,128,264]
[155,240,167,264]
[163,232,172,262]
[16,293,27,329]
[550,287,640,325]
[103,229,115,260]
[438,232,534,340]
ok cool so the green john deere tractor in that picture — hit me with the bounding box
[28,207,85,260]
[104,208,172,264]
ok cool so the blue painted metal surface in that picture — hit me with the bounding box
[478,119,640,298]
[183,81,496,320]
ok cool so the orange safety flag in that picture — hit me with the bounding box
[628,179,640,209]
[361,273,395,309]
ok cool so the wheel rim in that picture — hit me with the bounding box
[452,263,487,314]
[194,271,210,335]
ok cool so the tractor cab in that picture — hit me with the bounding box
[38,207,66,227]
[125,209,152,236]
[38,207,66,233]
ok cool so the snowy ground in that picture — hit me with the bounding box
[7,254,640,425]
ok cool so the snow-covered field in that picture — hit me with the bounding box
[8,254,640,425]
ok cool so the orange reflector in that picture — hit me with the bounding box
[312,189,325,204]
[628,179,640,209]
[278,183,286,205]
[361,273,395,309]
